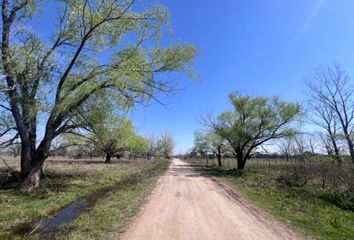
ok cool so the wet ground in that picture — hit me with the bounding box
[1,167,159,240]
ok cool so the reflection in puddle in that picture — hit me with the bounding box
[8,200,89,239]
[37,200,89,231]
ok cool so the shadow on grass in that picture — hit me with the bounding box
[0,159,134,191]
[188,163,247,178]
[0,169,20,190]
[0,168,90,193]
[47,159,137,165]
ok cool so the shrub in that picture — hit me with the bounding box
[321,191,354,211]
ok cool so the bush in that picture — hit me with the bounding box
[276,174,303,187]
[321,191,354,211]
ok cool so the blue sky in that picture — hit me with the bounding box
[32,1,354,153]
[128,0,354,153]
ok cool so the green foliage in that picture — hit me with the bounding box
[321,191,354,211]
[209,92,303,168]
[193,131,229,157]
[193,131,210,156]
[218,93,302,144]
[0,0,197,183]
[157,133,175,159]
[127,135,148,155]
[91,115,134,156]
[47,1,198,117]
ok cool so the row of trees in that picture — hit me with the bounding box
[50,130,176,163]
[0,0,196,191]
[192,64,354,171]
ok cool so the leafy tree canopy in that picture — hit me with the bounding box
[0,0,197,191]
[208,92,303,169]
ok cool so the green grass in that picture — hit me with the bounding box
[187,159,354,240]
[0,157,170,239]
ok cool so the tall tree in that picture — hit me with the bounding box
[305,64,354,167]
[206,92,302,169]
[0,0,196,191]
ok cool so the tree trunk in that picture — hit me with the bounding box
[346,136,354,169]
[330,134,341,164]
[105,153,111,164]
[235,150,246,169]
[217,149,222,167]
[19,161,43,192]
[19,145,46,192]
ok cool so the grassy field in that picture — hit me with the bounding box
[187,158,354,240]
[0,156,170,239]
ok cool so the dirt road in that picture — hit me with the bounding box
[121,159,302,240]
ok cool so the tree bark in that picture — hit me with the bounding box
[235,150,246,169]
[217,148,222,167]
[105,153,111,164]
[329,134,341,164]
[19,151,46,192]
[344,134,354,168]
[236,155,246,169]
[19,135,52,192]
[19,160,44,192]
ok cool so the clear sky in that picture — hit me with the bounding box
[33,1,354,154]
[128,0,354,153]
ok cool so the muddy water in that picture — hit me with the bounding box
[5,200,89,240]
[1,167,159,240]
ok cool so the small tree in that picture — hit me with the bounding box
[127,134,148,159]
[206,92,302,169]
[206,133,228,167]
[146,134,158,160]
[158,133,175,159]
[193,131,209,159]
[193,131,228,166]
[304,131,320,156]
[277,137,293,161]
[91,117,134,163]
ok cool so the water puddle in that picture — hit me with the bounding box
[1,167,160,240]
[4,200,89,240]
